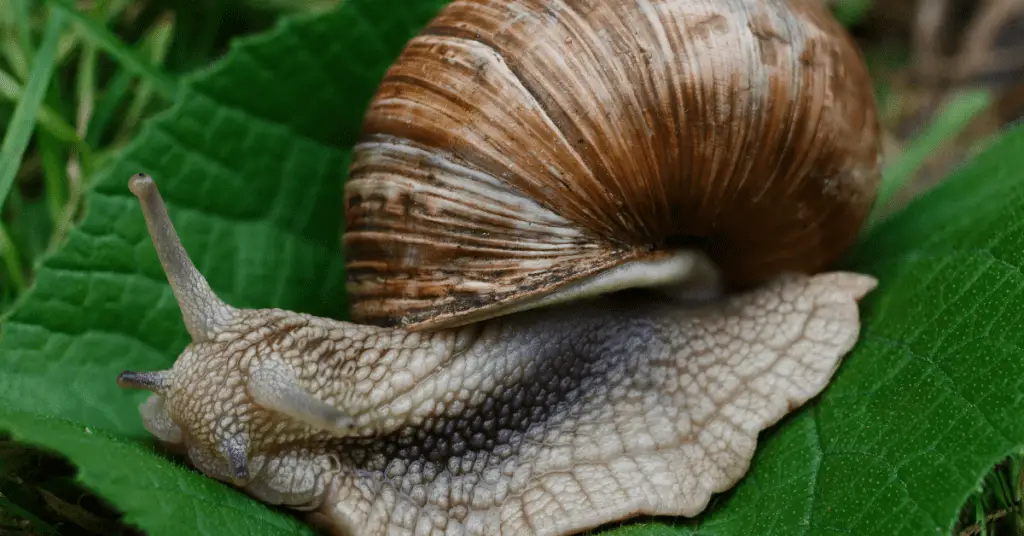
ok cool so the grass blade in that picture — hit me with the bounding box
[13,0,36,57]
[84,67,132,146]
[868,89,993,226]
[0,9,67,211]
[831,0,873,27]
[0,222,26,293]
[44,0,180,100]
[115,14,174,143]
[0,68,85,149]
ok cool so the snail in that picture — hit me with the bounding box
[116,0,882,535]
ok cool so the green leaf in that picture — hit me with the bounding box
[2,1,1024,536]
[0,412,306,535]
[0,1,447,534]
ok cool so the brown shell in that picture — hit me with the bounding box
[344,0,882,329]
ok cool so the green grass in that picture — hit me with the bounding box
[868,90,997,228]
[0,0,324,531]
[0,9,67,298]
[0,0,308,308]
[0,0,1021,534]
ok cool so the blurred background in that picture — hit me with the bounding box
[1,0,1023,534]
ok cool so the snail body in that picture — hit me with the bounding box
[117,1,881,535]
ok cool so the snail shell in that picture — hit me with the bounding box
[344,0,882,329]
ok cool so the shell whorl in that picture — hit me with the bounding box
[344,0,882,329]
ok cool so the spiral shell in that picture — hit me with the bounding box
[343,0,881,329]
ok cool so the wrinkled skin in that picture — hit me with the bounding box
[131,271,874,535]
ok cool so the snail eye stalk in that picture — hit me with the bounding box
[116,370,172,395]
[128,173,236,343]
